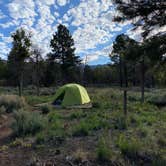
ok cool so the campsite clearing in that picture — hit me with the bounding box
[0,87,166,166]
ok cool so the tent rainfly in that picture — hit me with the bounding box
[53,83,91,107]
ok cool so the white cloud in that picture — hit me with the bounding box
[1,36,12,43]
[148,25,166,37]
[37,0,55,6]
[126,27,143,42]
[8,0,36,20]
[82,45,112,63]
[0,42,10,59]
[0,10,6,19]
[64,0,118,61]
[0,0,133,63]
[0,22,15,28]
[57,0,69,6]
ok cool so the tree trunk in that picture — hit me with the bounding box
[19,71,23,96]
[123,90,127,116]
[119,57,123,87]
[36,78,40,96]
[151,75,155,88]
[123,59,128,88]
[36,57,40,96]
[141,56,145,103]
[133,65,136,86]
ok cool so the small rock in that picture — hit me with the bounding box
[66,155,73,161]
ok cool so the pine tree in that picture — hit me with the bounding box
[8,28,31,96]
[50,24,81,83]
[110,34,139,87]
[113,0,166,102]
[113,0,166,38]
[31,46,44,95]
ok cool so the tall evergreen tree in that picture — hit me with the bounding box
[113,0,166,102]
[110,34,139,87]
[8,28,31,96]
[31,46,44,95]
[113,0,166,38]
[45,53,62,86]
[50,24,81,83]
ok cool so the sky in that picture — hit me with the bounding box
[0,0,143,65]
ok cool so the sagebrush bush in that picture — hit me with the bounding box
[39,88,55,95]
[0,106,6,115]
[0,95,26,113]
[12,109,46,137]
[96,137,112,161]
[146,90,166,107]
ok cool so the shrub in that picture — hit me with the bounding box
[139,112,157,125]
[12,109,46,137]
[39,87,55,95]
[0,95,26,113]
[157,136,166,147]
[128,94,140,102]
[96,137,112,161]
[131,102,158,113]
[72,149,88,164]
[41,105,52,114]
[117,134,141,159]
[129,114,141,127]
[69,111,86,120]
[147,91,166,107]
[36,128,66,145]
[88,115,109,130]
[48,111,62,122]
[72,122,89,136]
[40,111,67,142]
[152,155,166,166]
[92,102,101,108]
[72,115,109,137]
[137,126,148,138]
[25,95,54,106]
[0,106,6,115]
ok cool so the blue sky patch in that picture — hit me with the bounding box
[0,0,137,64]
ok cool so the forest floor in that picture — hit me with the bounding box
[0,87,166,166]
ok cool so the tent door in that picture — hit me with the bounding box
[53,91,65,105]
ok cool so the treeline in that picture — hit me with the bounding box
[0,21,165,96]
[0,0,165,118]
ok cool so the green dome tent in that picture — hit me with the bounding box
[53,84,91,107]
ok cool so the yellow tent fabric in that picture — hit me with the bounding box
[53,83,91,107]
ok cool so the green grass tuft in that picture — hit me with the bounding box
[117,134,141,160]
[96,136,112,162]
